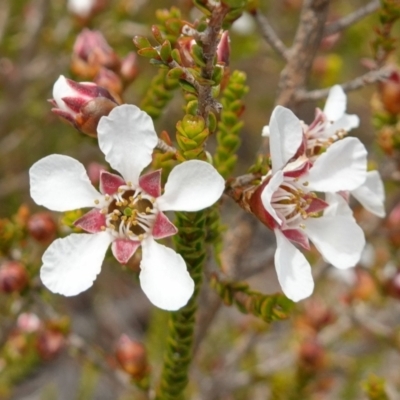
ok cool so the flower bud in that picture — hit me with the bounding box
[94,68,123,99]
[71,29,120,78]
[17,313,41,333]
[115,335,149,380]
[298,339,326,370]
[379,70,400,115]
[36,329,65,360]
[50,75,118,137]
[0,261,28,293]
[385,269,400,299]
[217,31,230,66]
[387,202,400,247]
[120,52,138,83]
[27,212,57,243]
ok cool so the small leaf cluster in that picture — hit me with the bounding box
[211,275,294,324]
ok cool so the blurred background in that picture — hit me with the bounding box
[0,0,400,399]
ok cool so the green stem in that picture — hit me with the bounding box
[155,210,207,400]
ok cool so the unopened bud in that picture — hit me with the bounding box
[298,299,336,333]
[72,29,120,78]
[17,313,41,333]
[387,202,400,247]
[0,261,28,293]
[379,70,400,115]
[50,75,118,137]
[94,68,123,99]
[27,212,57,243]
[385,270,400,299]
[298,339,326,370]
[36,329,65,360]
[115,335,149,380]
[217,31,230,66]
[120,52,138,82]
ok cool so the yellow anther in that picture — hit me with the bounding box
[299,223,306,229]
[127,181,132,187]
[101,226,106,231]
[94,199,100,205]
[302,181,309,186]
[138,234,144,241]
[118,188,124,193]
[116,202,122,207]
[146,207,151,213]
[105,195,110,201]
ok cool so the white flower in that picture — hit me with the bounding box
[306,85,386,217]
[30,104,225,311]
[253,106,367,302]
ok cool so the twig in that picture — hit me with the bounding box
[197,3,229,119]
[295,68,392,102]
[323,0,380,37]
[276,0,330,108]
[253,10,289,60]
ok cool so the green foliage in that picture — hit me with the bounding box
[211,276,294,323]
[362,375,390,400]
[214,70,248,179]
[140,69,179,119]
[156,211,208,400]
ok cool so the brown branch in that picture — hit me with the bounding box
[196,3,229,120]
[253,10,289,60]
[295,68,392,102]
[323,0,380,37]
[276,0,330,108]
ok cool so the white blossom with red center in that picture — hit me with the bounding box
[252,106,367,302]
[29,104,225,311]
[262,85,385,217]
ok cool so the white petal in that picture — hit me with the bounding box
[323,85,346,122]
[304,216,365,269]
[274,229,314,302]
[139,238,194,311]
[53,75,78,112]
[97,104,158,185]
[324,192,353,217]
[326,113,360,136]
[269,106,303,173]
[30,154,102,212]
[351,170,385,217]
[40,232,112,296]
[261,125,270,137]
[306,137,367,192]
[157,160,225,212]
[260,171,284,225]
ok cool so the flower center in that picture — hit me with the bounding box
[103,186,157,240]
[272,182,317,226]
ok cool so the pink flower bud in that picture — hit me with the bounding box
[120,52,138,82]
[379,69,400,115]
[36,329,65,360]
[17,313,41,333]
[94,68,123,99]
[217,31,230,66]
[72,29,120,77]
[27,212,57,243]
[115,335,149,380]
[50,75,118,137]
[0,261,29,293]
[387,202,400,247]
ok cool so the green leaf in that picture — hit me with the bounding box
[133,36,152,49]
[160,40,172,62]
[138,47,160,58]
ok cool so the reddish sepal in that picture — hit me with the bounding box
[62,96,88,113]
[152,212,178,239]
[51,108,75,124]
[100,171,125,195]
[112,239,141,264]
[139,169,162,198]
[282,228,310,250]
[306,197,329,214]
[74,208,106,233]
